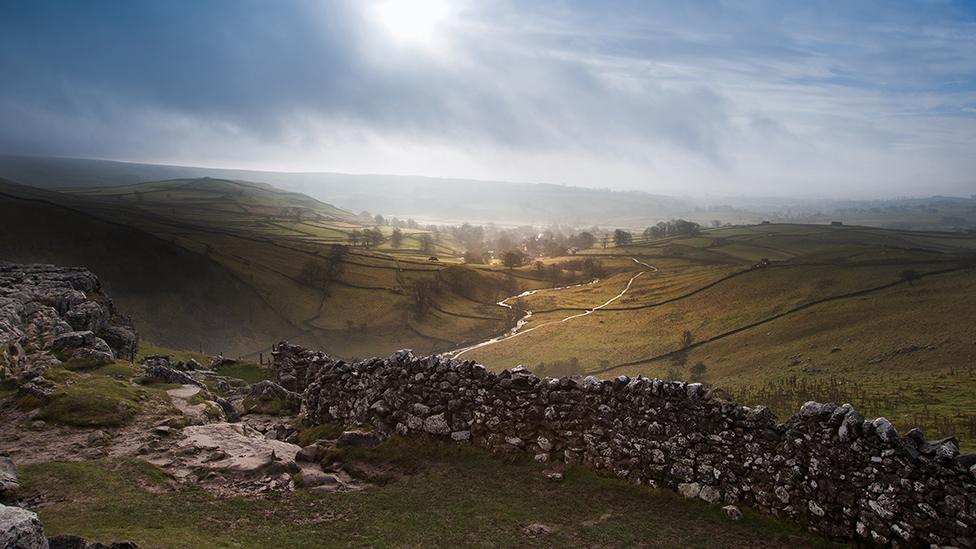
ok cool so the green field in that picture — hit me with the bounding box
[2,177,605,359]
[6,175,975,449]
[463,224,976,449]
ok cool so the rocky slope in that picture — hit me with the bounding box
[0,263,137,383]
[0,263,367,547]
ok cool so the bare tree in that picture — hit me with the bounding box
[348,229,363,247]
[418,234,435,254]
[407,279,440,319]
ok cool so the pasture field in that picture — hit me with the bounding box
[9,175,976,447]
[34,178,604,358]
[464,224,976,448]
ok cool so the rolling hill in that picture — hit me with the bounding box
[458,223,976,448]
[0,179,300,356]
[4,167,975,448]
[3,154,975,229]
[0,154,733,226]
[0,176,592,360]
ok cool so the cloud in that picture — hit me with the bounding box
[0,0,974,197]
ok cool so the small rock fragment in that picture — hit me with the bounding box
[541,470,564,482]
[721,505,743,521]
[522,523,555,537]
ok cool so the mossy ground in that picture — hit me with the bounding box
[296,422,346,446]
[15,365,167,427]
[214,362,274,384]
[21,438,841,549]
[241,394,295,416]
[136,341,212,366]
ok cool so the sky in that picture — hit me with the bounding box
[1,0,975,197]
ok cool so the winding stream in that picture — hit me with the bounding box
[447,258,657,358]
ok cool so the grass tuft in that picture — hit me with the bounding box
[20,440,842,548]
[19,367,152,427]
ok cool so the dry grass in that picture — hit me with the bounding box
[468,224,976,448]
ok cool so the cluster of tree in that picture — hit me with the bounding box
[362,212,427,231]
[643,219,701,239]
[534,261,565,284]
[558,257,605,279]
[357,215,635,265]
[348,227,385,247]
[613,229,632,246]
[439,222,600,264]
[503,250,526,269]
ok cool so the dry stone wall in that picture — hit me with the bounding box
[274,342,976,548]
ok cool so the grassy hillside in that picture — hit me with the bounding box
[5,168,974,448]
[67,177,356,225]
[0,154,740,226]
[0,180,300,356]
[59,178,519,358]
[4,154,974,229]
[1,177,593,359]
[462,224,976,448]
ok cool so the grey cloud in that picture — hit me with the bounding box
[0,0,973,196]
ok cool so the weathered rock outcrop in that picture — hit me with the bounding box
[140,359,202,388]
[0,504,47,549]
[178,423,301,475]
[278,343,976,548]
[141,354,202,372]
[0,263,138,381]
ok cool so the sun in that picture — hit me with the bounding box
[372,0,452,46]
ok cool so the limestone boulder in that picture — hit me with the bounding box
[178,423,301,475]
[0,504,47,549]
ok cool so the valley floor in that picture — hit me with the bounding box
[463,224,976,449]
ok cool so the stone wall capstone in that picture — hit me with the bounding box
[273,341,976,548]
